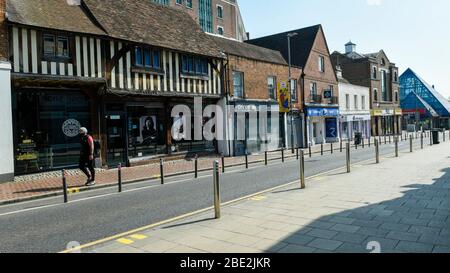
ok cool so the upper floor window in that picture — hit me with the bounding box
[233,71,244,98]
[346,94,350,110]
[381,58,386,66]
[319,56,325,72]
[186,0,193,8]
[268,76,277,100]
[134,46,161,69]
[290,79,298,102]
[217,26,224,36]
[43,34,69,58]
[181,55,208,76]
[374,89,378,101]
[354,95,358,110]
[310,82,317,97]
[395,91,399,102]
[362,95,366,110]
[217,5,223,19]
[372,66,377,79]
[394,71,398,82]
[176,0,183,5]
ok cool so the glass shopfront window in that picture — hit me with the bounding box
[13,90,91,175]
[127,106,166,158]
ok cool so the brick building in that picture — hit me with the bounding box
[331,42,402,136]
[247,25,340,147]
[212,36,302,155]
[152,0,247,41]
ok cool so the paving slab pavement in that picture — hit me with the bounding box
[83,139,450,253]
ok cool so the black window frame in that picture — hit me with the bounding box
[42,33,71,61]
[133,46,162,72]
[181,54,209,76]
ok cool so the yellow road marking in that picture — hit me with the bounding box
[59,156,381,253]
[67,188,80,194]
[129,234,147,240]
[250,195,266,201]
[116,238,134,245]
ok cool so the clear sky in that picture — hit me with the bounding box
[239,0,450,98]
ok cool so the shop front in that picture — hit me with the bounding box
[306,107,340,146]
[102,96,218,167]
[13,88,96,175]
[230,101,281,156]
[371,108,402,136]
[339,114,371,140]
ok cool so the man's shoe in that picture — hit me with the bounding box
[85,180,96,187]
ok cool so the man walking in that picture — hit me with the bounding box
[79,127,96,186]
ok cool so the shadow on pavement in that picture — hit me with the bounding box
[266,167,450,253]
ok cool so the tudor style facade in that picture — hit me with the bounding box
[6,0,224,176]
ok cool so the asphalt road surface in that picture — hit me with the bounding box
[0,137,432,253]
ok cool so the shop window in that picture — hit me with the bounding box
[14,90,91,175]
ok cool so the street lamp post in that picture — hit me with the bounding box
[287,32,298,153]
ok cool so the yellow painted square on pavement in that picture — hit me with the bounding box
[116,238,134,245]
[250,195,267,201]
[129,234,147,240]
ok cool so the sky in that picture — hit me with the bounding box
[239,0,450,98]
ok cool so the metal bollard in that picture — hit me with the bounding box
[213,160,221,219]
[221,154,225,173]
[340,140,343,153]
[430,131,433,146]
[321,143,324,155]
[265,151,268,166]
[362,138,365,149]
[245,152,249,169]
[389,135,392,144]
[331,142,334,154]
[410,136,413,153]
[195,154,198,178]
[296,147,299,160]
[118,163,122,192]
[421,133,424,149]
[384,135,387,145]
[346,143,351,173]
[395,138,399,157]
[299,150,306,189]
[160,158,164,185]
[309,145,312,158]
[62,170,68,203]
[281,148,285,163]
[368,137,371,148]
[375,139,380,164]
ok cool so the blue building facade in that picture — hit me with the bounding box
[400,68,450,129]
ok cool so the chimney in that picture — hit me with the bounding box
[345,41,356,54]
[0,0,8,61]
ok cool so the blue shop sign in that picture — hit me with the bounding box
[307,107,339,117]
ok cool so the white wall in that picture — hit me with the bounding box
[339,81,371,115]
[0,61,14,182]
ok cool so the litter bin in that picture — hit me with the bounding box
[354,132,362,145]
[432,130,440,145]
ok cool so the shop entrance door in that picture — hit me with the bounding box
[106,113,127,167]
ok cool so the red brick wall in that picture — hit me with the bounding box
[303,28,338,103]
[225,54,303,110]
[0,0,8,61]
